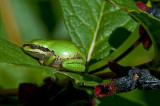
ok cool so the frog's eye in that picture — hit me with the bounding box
[30,44,38,49]
[44,48,50,51]
[40,47,50,52]
[52,50,55,54]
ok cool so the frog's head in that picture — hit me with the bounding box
[22,39,55,60]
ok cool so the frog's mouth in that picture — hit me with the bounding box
[22,44,50,52]
[22,44,56,60]
[22,48,46,59]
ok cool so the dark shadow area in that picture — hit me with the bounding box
[144,89,160,106]
[38,1,56,32]
[108,27,131,49]
[99,95,143,106]
[37,0,62,33]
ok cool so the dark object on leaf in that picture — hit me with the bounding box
[95,61,160,97]
[108,60,131,76]
[136,2,153,50]
[18,77,92,106]
[136,1,160,20]
[136,1,149,11]
[147,7,160,19]
[139,25,152,50]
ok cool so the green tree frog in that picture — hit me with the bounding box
[22,39,86,72]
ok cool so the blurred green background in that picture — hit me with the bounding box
[0,0,69,46]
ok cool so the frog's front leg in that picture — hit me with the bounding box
[40,55,56,66]
[62,59,85,72]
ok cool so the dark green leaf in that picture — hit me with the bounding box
[99,89,147,106]
[108,0,160,70]
[0,38,39,65]
[54,71,103,87]
[0,63,58,89]
[60,0,137,64]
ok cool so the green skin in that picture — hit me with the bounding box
[22,39,86,72]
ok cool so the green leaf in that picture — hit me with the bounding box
[0,38,58,89]
[89,24,140,72]
[108,0,160,70]
[54,71,103,87]
[0,63,58,89]
[0,38,102,88]
[0,38,39,65]
[99,89,160,106]
[99,89,147,106]
[60,0,137,64]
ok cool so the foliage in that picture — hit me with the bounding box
[0,0,160,105]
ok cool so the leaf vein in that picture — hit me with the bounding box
[87,1,105,62]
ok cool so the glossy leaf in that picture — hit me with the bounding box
[99,0,160,105]
[108,0,160,70]
[88,25,140,72]
[60,0,137,64]
[0,38,39,65]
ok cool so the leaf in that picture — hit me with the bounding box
[108,0,160,70]
[54,71,103,87]
[100,0,160,105]
[0,63,58,89]
[0,38,57,89]
[60,0,137,64]
[0,38,39,65]
[0,38,102,88]
[100,89,160,106]
[99,91,146,106]
[89,25,140,72]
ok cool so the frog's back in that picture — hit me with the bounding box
[30,39,86,60]
[49,41,85,60]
